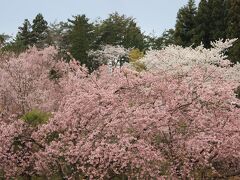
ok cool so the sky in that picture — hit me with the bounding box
[0,0,200,37]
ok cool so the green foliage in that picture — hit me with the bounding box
[174,0,197,47]
[129,48,144,62]
[226,0,240,39]
[131,61,147,72]
[31,13,49,47]
[228,39,240,64]
[129,48,146,72]
[192,0,212,48]
[7,14,49,53]
[226,0,240,63]
[193,0,227,48]
[1,39,27,54]
[3,2,239,64]
[159,29,175,48]
[21,109,51,127]
[148,29,176,50]
[1,20,31,53]
[16,19,32,48]
[67,15,96,71]
[96,12,145,51]
[174,0,239,63]
[209,0,227,40]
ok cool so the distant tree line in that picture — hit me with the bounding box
[0,0,240,71]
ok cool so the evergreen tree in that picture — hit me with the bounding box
[67,15,96,71]
[226,0,240,63]
[31,13,49,47]
[4,19,33,53]
[226,0,240,38]
[193,0,212,48]
[15,19,32,47]
[174,0,197,47]
[193,0,227,48]
[209,0,227,40]
[96,12,145,50]
[10,14,49,52]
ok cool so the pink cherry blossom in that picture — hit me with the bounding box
[0,40,239,179]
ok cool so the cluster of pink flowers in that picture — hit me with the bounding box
[0,47,81,119]
[0,41,239,179]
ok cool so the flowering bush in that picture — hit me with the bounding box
[0,40,239,179]
[0,46,80,119]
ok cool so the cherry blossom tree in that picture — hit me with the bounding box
[0,46,81,119]
[31,64,239,179]
[0,40,239,179]
[88,45,129,71]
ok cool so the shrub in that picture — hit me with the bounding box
[21,109,51,127]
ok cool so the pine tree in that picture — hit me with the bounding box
[31,13,49,47]
[67,15,96,71]
[96,12,145,50]
[174,0,197,47]
[226,0,240,38]
[16,19,32,47]
[193,0,212,48]
[193,0,227,48]
[226,0,240,63]
[209,0,227,40]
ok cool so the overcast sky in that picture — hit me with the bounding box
[0,0,200,37]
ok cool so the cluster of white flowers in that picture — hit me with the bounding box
[140,39,240,83]
[88,45,129,70]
